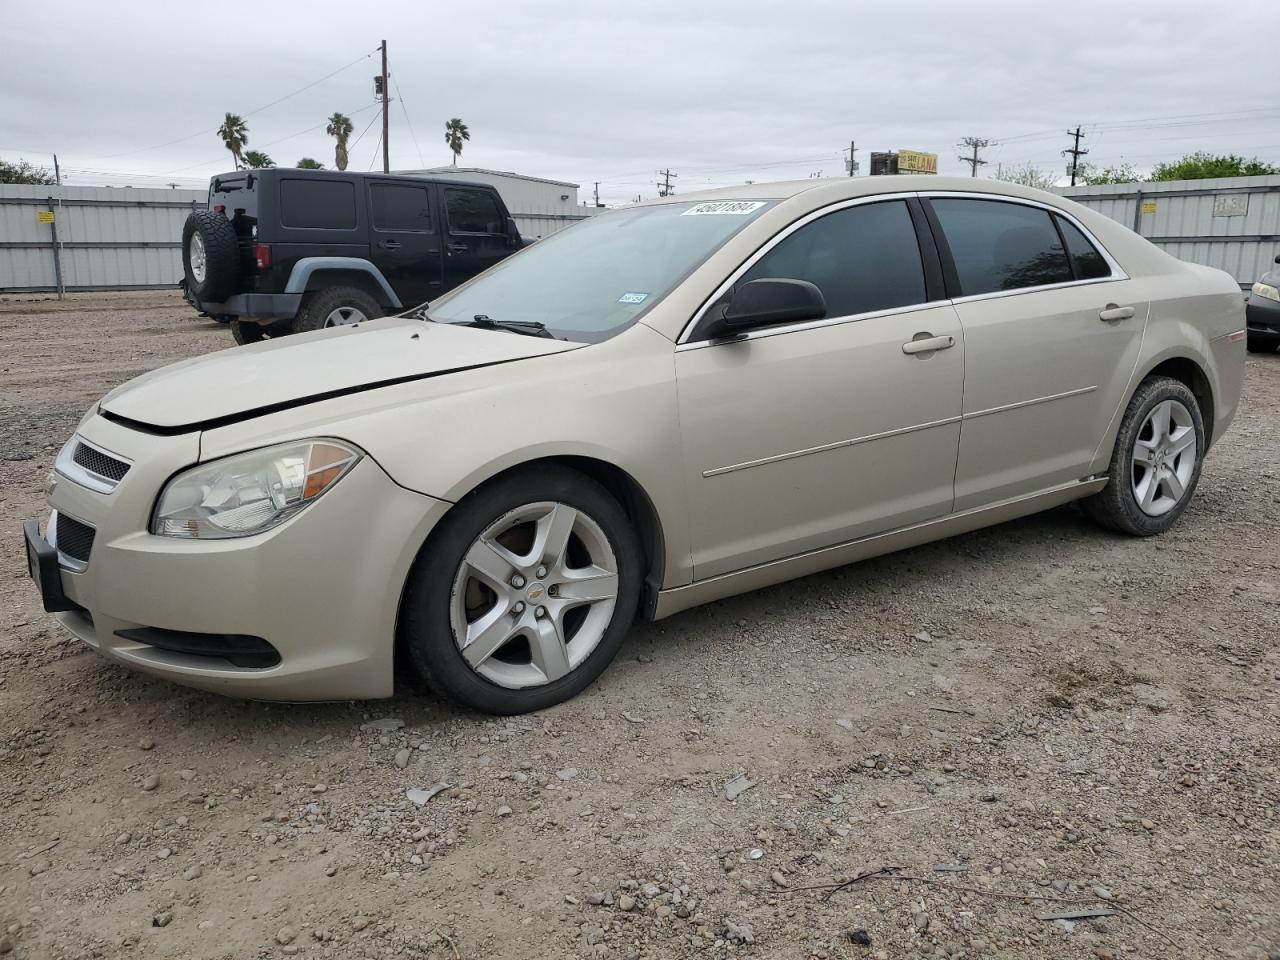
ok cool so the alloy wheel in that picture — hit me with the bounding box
[1131,398,1197,517]
[324,305,368,327]
[449,501,620,689]
[188,234,207,284]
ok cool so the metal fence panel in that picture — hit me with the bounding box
[0,184,205,293]
[1057,175,1280,286]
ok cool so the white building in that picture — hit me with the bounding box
[393,166,602,240]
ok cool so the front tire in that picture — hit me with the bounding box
[1083,376,1205,536]
[400,466,643,715]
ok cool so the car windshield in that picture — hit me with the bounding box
[427,199,776,342]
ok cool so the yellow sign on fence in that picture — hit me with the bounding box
[36,210,55,224]
[1140,201,1157,216]
[898,150,939,175]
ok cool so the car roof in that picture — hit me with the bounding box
[210,168,494,188]
[636,175,1067,207]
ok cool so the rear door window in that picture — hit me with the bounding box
[930,198,1073,296]
[279,178,357,230]
[738,200,928,318]
[370,182,433,232]
[1056,215,1112,280]
[445,188,505,234]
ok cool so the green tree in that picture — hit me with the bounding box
[1080,162,1140,185]
[295,157,325,169]
[0,158,57,185]
[326,112,354,171]
[1149,152,1280,182]
[217,112,249,169]
[444,118,470,166]
[243,150,275,169]
[993,162,1058,189]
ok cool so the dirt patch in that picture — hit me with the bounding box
[1,292,1278,960]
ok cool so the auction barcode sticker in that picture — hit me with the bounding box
[681,201,767,216]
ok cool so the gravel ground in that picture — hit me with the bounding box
[1,291,1277,960]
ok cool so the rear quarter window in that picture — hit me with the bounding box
[279,179,357,230]
[1056,215,1112,280]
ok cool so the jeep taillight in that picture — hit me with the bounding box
[254,243,271,270]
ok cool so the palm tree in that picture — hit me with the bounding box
[444,118,470,166]
[295,157,325,169]
[243,150,274,169]
[326,112,354,171]
[217,113,248,170]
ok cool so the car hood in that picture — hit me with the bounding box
[100,317,581,431]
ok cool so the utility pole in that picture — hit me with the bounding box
[657,169,677,197]
[958,137,989,177]
[52,154,61,185]
[379,40,390,174]
[1063,126,1088,186]
[845,140,858,176]
[593,182,601,207]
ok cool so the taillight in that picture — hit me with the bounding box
[254,243,271,270]
[212,204,225,214]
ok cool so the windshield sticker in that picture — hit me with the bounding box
[681,201,767,217]
[618,292,649,304]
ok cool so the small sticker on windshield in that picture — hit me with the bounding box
[681,201,766,216]
[618,292,649,304]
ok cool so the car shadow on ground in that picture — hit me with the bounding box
[68,498,1129,741]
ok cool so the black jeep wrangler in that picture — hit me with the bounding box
[180,168,525,344]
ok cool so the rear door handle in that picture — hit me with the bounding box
[1099,303,1136,322]
[447,242,469,254]
[902,334,955,355]
[378,239,401,250]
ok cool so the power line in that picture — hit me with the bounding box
[160,102,377,174]
[393,74,424,167]
[84,48,379,162]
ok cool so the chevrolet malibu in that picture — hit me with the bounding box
[24,177,1245,714]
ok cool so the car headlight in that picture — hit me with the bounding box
[1253,281,1280,303]
[152,440,361,539]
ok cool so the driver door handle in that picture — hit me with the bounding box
[901,334,955,355]
[446,242,469,254]
[377,239,401,250]
[1099,303,1136,322]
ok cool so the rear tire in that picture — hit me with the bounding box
[399,466,642,715]
[230,318,291,346]
[293,286,383,334]
[182,211,240,302]
[1246,331,1280,353]
[1082,376,1205,536]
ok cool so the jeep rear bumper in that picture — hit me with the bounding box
[185,291,302,322]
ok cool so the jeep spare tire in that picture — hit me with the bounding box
[182,210,240,303]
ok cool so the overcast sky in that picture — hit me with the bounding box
[3,0,1276,205]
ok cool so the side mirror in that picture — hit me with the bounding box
[703,278,827,339]
[1274,254,1280,264]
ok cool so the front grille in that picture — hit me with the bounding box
[55,514,96,564]
[72,442,130,483]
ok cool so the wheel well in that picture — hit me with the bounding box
[303,269,396,309]
[1147,357,1215,446]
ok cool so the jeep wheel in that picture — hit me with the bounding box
[182,211,240,302]
[293,286,383,334]
[230,318,291,346]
